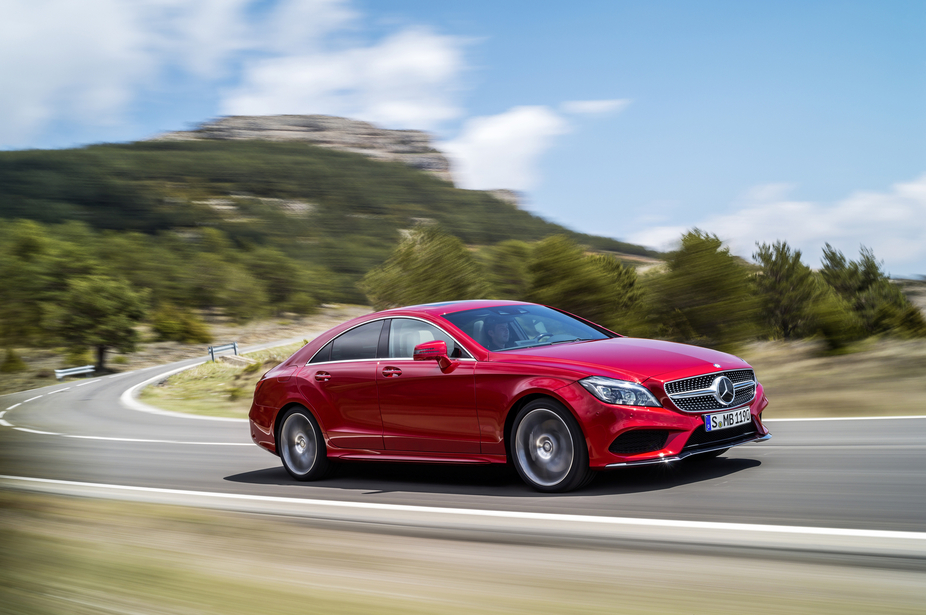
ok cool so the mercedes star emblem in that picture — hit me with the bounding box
[711,375,736,405]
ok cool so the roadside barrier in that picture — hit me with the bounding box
[208,342,239,362]
[54,365,95,380]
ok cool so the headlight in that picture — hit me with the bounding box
[579,376,661,407]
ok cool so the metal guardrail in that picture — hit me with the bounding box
[55,365,95,380]
[208,341,239,362]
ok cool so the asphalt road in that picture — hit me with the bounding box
[2,350,925,540]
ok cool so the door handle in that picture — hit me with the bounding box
[314,371,331,382]
[382,366,402,378]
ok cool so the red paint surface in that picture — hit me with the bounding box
[249,300,770,468]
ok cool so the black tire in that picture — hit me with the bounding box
[510,399,591,492]
[278,406,330,481]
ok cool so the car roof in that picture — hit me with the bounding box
[380,299,534,318]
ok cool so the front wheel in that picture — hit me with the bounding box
[278,407,330,481]
[510,399,591,492]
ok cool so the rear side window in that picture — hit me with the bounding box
[308,341,332,363]
[329,321,384,361]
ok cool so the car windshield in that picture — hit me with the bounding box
[441,305,614,351]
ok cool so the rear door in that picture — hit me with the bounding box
[304,320,385,450]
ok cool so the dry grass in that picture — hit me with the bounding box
[146,336,926,420]
[743,337,926,418]
[0,305,370,396]
[139,343,304,418]
[1,490,923,615]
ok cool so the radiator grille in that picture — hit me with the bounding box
[664,370,757,413]
[672,384,756,412]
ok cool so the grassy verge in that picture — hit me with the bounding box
[1,489,922,615]
[139,342,304,419]
[744,338,926,419]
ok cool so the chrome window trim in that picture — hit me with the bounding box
[305,357,478,367]
[305,316,476,366]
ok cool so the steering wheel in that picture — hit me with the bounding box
[532,333,553,343]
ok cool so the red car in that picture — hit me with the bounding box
[249,300,770,492]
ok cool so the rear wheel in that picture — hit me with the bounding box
[511,399,591,492]
[278,407,330,481]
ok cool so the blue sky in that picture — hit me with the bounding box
[2,0,924,275]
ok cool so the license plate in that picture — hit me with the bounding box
[704,408,751,432]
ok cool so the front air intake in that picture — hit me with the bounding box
[609,430,669,455]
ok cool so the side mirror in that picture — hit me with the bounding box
[413,340,456,373]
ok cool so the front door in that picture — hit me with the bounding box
[376,318,479,453]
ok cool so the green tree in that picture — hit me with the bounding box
[0,220,54,348]
[359,225,491,310]
[644,230,757,351]
[525,236,640,331]
[821,244,926,336]
[753,241,817,339]
[484,240,531,300]
[49,275,148,371]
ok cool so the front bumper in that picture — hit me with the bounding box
[605,433,771,467]
[558,381,771,468]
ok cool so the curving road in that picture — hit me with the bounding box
[2,348,925,561]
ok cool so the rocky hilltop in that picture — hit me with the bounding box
[150,115,454,183]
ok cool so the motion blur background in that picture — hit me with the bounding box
[1,0,924,378]
[1,3,925,614]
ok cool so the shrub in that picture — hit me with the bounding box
[151,303,213,344]
[0,349,26,373]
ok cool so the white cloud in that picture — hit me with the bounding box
[0,0,460,146]
[561,99,630,115]
[221,27,465,129]
[0,0,155,145]
[440,106,569,191]
[628,175,926,275]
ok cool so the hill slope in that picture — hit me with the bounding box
[0,140,656,301]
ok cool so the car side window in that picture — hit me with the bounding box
[388,318,470,359]
[329,321,384,362]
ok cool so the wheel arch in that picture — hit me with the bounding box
[502,391,584,463]
[274,401,324,453]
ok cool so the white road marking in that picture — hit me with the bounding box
[0,421,11,428]
[765,415,926,422]
[23,396,42,403]
[76,379,102,387]
[119,362,246,423]
[47,387,71,395]
[6,403,20,410]
[14,428,60,436]
[1,474,924,543]
[62,434,250,446]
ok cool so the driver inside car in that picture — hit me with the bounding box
[484,315,512,350]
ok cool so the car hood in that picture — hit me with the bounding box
[494,337,751,382]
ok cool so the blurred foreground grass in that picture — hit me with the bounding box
[1,489,922,615]
[143,338,926,419]
[139,342,304,418]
